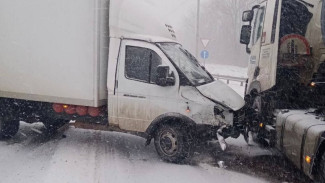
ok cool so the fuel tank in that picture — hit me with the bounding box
[275,110,325,178]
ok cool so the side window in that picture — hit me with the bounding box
[125,46,150,82]
[125,46,162,84]
[252,7,265,45]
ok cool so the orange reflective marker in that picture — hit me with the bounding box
[305,156,312,164]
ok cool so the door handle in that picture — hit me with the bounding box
[254,67,260,78]
[123,94,146,99]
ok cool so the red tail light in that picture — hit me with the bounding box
[88,107,100,117]
[53,104,64,113]
[76,106,88,116]
[65,105,76,115]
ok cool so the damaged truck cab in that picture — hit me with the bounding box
[106,34,246,162]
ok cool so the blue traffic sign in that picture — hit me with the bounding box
[200,50,209,59]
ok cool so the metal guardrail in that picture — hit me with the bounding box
[212,74,247,86]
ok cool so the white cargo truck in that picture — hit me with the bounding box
[0,0,246,162]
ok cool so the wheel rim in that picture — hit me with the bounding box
[159,130,178,156]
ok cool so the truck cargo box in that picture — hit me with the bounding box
[0,0,109,107]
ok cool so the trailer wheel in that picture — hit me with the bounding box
[154,124,193,163]
[0,119,20,139]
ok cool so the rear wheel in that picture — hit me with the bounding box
[154,124,193,163]
[0,119,20,138]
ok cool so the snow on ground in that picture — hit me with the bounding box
[0,123,268,183]
[205,64,248,78]
[205,64,247,98]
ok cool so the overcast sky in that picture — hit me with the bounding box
[147,0,250,67]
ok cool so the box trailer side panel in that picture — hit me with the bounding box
[0,0,109,107]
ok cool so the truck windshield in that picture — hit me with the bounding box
[157,43,213,86]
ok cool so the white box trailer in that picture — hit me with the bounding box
[0,0,109,107]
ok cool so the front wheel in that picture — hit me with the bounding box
[154,124,193,163]
[244,94,265,144]
[0,119,20,139]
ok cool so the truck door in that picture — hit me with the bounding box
[257,0,281,92]
[116,40,179,132]
[247,2,267,92]
[247,0,281,92]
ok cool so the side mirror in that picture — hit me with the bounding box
[156,66,175,87]
[242,10,254,22]
[240,25,252,45]
[240,25,252,54]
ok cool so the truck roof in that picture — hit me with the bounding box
[110,28,179,44]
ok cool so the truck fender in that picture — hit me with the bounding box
[311,134,325,176]
[145,113,196,146]
[248,81,261,95]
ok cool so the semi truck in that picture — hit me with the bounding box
[0,0,247,163]
[240,0,325,181]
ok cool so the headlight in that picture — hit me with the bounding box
[214,106,225,118]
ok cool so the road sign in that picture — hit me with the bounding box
[200,50,209,59]
[201,39,210,48]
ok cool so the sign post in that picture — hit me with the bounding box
[200,50,209,60]
[200,39,210,66]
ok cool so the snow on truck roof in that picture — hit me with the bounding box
[110,27,179,44]
[109,0,178,43]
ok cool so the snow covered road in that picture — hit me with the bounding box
[0,66,313,183]
[0,123,268,183]
[0,74,312,183]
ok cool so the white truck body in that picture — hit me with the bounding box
[0,0,109,107]
[0,0,178,107]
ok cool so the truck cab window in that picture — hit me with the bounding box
[280,0,312,38]
[125,46,162,84]
[252,7,265,45]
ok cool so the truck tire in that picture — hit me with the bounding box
[154,124,193,163]
[0,119,20,139]
[244,94,265,144]
[251,95,264,141]
[318,152,325,182]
